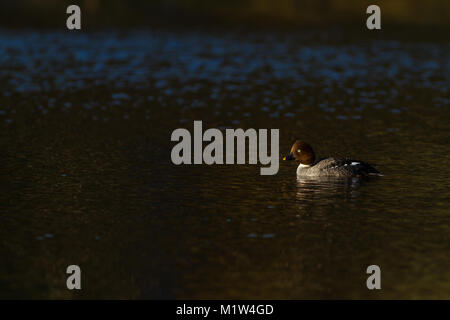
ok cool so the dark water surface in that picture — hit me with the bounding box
[1,28,449,299]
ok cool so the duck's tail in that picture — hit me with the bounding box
[366,164,383,176]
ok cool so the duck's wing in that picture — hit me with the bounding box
[315,158,381,175]
[345,159,381,175]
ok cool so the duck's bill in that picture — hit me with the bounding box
[283,153,294,161]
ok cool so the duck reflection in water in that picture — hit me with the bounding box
[295,175,363,203]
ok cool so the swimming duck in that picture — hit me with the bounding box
[283,140,381,177]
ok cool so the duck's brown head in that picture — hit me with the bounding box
[283,140,316,165]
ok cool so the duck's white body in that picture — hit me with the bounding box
[296,157,380,177]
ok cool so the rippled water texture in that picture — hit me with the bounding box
[1,29,449,299]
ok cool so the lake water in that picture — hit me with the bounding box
[1,28,449,299]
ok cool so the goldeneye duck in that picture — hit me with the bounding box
[283,140,381,178]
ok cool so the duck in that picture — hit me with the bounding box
[283,140,381,178]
